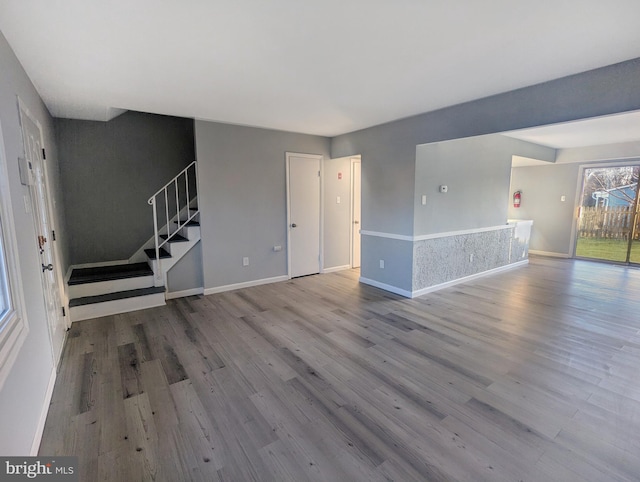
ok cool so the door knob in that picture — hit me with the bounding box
[354,220,360,224]
[291,223,297,228]
[42,263,53,272]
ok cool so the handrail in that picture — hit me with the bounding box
[148,161,199,284]
[148,160,198,204]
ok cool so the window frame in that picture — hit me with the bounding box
[0,119,29,390]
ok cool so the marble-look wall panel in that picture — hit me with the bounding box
[413,227,516,291]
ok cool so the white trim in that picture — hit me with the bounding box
[360,230,413,241]
[321,264,351,274]
[30,366,57,455]
[361,223,515,243]
[359,277,413,298]
[204,275,288,295]
[0,117,29,391]
[529,250,570,258]
[166,287,204,299]
[411,260,529,298]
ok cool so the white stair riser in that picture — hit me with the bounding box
[69,293,166,322]
[68,275,155,299]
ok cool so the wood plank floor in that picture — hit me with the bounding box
[40,256,640,481]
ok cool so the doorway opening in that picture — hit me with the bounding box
[350,157,361,269]
[575,164,640,264]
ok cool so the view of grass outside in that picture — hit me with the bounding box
[576,166,640,264]
[575,237,640,263]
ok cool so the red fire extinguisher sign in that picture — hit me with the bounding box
[513,191,521,208]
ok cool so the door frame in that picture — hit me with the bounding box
[285,152,324,279]
[18,98,67,364]
[572,158,640,263]
[350,156,361,269]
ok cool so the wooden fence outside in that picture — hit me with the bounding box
[578,206,640,240]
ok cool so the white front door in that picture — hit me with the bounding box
[287,153,321,278]
[19,102,65,364]
[351,159,361,268]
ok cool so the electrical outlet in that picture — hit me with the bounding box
[379,260,385,269]
[242,257,249,266]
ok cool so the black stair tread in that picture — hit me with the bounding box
[68,262,153,286]
[189,207,198,211]
[69,286,166,308]
[174,220,200,226]
[160,233,188,242]
[145,248,171,259]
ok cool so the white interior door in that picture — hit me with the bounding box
[19,103,65,364]
[351,159,361,268]
[287,153,321,278]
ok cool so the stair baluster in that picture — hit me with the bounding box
[148,161,199,285]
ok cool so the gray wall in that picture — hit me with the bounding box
[414,135,556,235]
[0,31,67,454]
[508,163,579,255]
[56,112,195,265]
[332,58,640,292]
[167,243,203,293]
[195,121,331,290]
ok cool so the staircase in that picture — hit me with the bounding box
[68,162,200,322]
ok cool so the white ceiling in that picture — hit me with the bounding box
[504,111,640,149]
[1,1,640,137]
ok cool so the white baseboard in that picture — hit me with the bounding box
[411,260,529,298]
[204,275,289,295]
[359,277,413,298]
[529,250,570,258]
[321,264,351,274]
[30,366,57,455]
[166,287,204,299]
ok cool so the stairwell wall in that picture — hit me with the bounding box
[55,111,195,265]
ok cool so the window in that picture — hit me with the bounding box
[0,121,28,389]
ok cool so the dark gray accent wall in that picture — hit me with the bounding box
[56,111,195,265]
[195,121,330,290]
[0,31,65,453]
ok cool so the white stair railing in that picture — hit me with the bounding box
[147,161,199,283]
